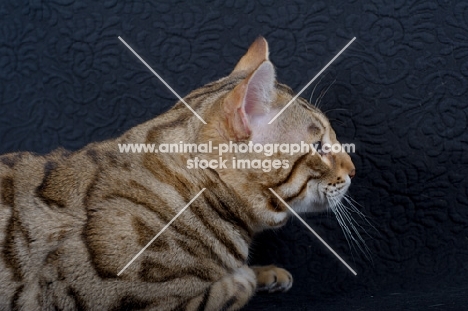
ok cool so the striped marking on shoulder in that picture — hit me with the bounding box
[2,220,23,282]
[221,296,237,310]
[189,200,247,263]
[102,180,229,268]
[1,176,14,207]
[172,236,229,270]
[85,148,100,164]
[173,237,202,259]
[202,187,253,239]
[138,259,215,283]
[10,284,24,311]
[104,181,174,224]
[0,153,23,168]
[105,151,118,165]
[132,216,170,252]
[35,160,66,208]
[142,155,193,201]
[67,287,87,311]
[196,287,211,311]
[83,172,100,208]
[110,295,152,311]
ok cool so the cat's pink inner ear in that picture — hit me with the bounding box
[223,61,276,141]
[231,37,270,75]
[243,61,275,117]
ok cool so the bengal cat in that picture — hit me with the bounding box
[0,37,355,310]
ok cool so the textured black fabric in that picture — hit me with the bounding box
[1,1,468,310]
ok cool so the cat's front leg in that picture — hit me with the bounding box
[252,265,293,293]
[185,265,256,311]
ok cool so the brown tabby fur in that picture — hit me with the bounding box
[0,37,355,310]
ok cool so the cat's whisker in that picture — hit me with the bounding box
[308,73,328,105]
[333,199,366,264]
[337,200,371,238]
[328,195,374,263]
[328,197,355,259]
[315,79,336,110]
[343,196,381,238]
[329,198,355,241]
[342,196,367,218]
[335,218,356,261]
[336,202,372,251]
[327,118,347,126]
[336,206,373,263]
[344,194,363,208]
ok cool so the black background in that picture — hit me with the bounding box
[1,1,468,310]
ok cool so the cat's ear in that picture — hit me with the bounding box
[223,60,276,140]
[231,37,269,75]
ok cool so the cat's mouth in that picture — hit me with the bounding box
[288,178,351,213]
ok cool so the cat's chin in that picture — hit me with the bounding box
[289,198,331,214]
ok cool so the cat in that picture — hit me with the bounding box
[0,37,355,310]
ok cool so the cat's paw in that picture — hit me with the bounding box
[252,265,293,293]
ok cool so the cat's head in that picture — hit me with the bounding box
[196,37,355,219]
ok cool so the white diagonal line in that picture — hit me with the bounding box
[118,36,207,124]
[269,188,357,276]
[117,188,206,276]
[268,37,356,124]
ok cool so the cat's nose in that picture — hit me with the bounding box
[349,169,356,179]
